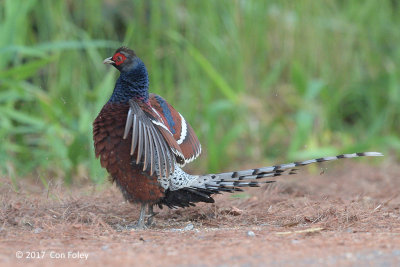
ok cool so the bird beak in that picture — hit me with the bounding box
[103,57,115,65]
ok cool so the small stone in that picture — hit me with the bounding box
[33,227,43,234]
[101,245,109,251]
[183,223,194,231]
[291,239,300,244]
[247,231,255,237]
[345,252,354,259]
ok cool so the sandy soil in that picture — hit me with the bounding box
[0,161,399,266]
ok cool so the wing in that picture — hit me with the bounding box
[149,94,202,165]
[123,99,185,179]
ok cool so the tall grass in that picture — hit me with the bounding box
[0,0,399,183]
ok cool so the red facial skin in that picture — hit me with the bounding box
[112,52,127,66]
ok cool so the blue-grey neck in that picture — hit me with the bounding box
[108,59,149,104]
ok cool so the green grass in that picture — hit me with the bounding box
[0,0,399,183]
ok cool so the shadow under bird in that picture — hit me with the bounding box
[93,47,383,229]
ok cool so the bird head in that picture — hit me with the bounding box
[103,46,139,72]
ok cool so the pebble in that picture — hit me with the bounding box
[345,252,354,259]
[247,231,255,237]
[183,223,194,231]
[33,227,43,234]
[171,223,195,232]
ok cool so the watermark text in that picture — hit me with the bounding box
[15,251,89,260]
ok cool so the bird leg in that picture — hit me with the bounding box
[136,203,148,229]
[146,205,158,226]
[136,203,159,229]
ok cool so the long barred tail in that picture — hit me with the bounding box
[191,152,383,192]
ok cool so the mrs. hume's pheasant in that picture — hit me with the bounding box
[93,46,382,228]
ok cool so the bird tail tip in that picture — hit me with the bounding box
[362,152,384,157]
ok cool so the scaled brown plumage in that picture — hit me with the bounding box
[93,103,165,203]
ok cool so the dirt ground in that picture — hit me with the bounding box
[1,161,399,266]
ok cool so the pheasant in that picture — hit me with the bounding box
[93,46,383,228]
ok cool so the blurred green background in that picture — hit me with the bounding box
[1,0,399,186]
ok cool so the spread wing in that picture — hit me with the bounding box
[149,94,202,165]
[123,99,185,179]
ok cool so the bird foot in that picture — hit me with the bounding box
[134,204,158,229]
[122,223,146,231]
[134,222,148,230]
[146,212,159,227]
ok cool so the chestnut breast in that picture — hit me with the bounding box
[93,102,165,203]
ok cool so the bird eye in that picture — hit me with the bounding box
[113,53,126,65]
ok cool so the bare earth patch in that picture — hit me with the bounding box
[1,162,399,266]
